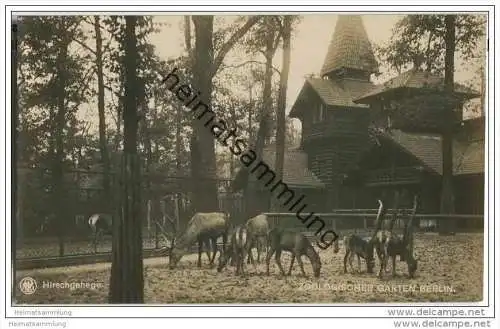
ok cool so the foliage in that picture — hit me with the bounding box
[376,14,486,75]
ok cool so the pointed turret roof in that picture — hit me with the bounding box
[320,15,379,77]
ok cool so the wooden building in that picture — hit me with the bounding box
[288,15,483,214]
[289,15,378,209]
[232,145,326,215]
[234,15,484,216]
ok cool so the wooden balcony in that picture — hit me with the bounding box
[364,166,424,186]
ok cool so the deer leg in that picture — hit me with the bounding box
[247,239,256,265]
[275,250,286,276]
[378,251,385,278]
[266,246,275,275]
[260,237,268,264]
[92,232,97,254]
[348,252,355,273]
[343,251,350,274]
[246,239,253,264]
[205,239,212,264]
[210,238,218,265]
[234,250,240,276]
[257,239,262,263]
[287,254,295,276]
[392,256,397,277]
[94,230,103,253]
[296,254,307,277]
[241,248,247,276]
[197,237,203,267]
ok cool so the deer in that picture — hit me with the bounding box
[217,225,250,275]
[374,192,419,279]
[245,214,269,265]
[265,228,322,278]
[88,213,112,253]
[162,212,230,269]
[343,199,386,274]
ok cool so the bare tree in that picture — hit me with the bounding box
[439,15,457,234]
[94,16,111,205]
[190,15,260,212]
[273,16,292,211]
[245,16,281,216]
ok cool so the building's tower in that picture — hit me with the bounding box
[289,15,379,209]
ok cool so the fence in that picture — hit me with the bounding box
[15,167,244,260]
[264,211,484,239]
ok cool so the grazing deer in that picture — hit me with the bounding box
[163,212,230,269]
[375,194,419,279]
[217,225,250,275]
[266,228,322,278]
[343,199,386,274]
[88,213,112,253]
[245,214,269,264]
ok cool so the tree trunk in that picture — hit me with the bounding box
[245,17,276,217]
[480,65,485,117]
[191,16,218,212]
[273,16,291,211]
[109,16,144,303]
[94,16,111,207]
[179,17,190,174]
[53,19,69,257]
[439,15,456,234]
[12,20,19,304]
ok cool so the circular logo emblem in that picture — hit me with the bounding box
[19,276,37,295]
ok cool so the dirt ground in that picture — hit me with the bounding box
[14,233,483,304]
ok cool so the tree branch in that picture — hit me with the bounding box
[212,16,262,75]
[220,60,280,75]
[272,29,282,54]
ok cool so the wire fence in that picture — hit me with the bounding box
[15,167,244,260]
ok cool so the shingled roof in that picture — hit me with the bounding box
[379,129,484,176]
[289,77,375,117]
[320,15,379,77]
[232,147,326,191]
[307,77,374,108]
[355,69,480,104]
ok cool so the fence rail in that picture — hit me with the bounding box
[15,210,484,269]
[263,212,483,233]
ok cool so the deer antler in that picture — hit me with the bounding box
[388,190,400,234]
[160,199,178,232]
[155,199,180,249]
[403,194,419,256]
[370,199,386,241]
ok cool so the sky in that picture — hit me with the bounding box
[148,14,486,118]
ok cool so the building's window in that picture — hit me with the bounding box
[75,214,85,226]
[313,103,326,124]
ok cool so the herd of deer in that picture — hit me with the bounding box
[88,195,419,280]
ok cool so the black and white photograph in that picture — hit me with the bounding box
[3,3,498,328]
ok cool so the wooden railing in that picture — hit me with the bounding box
[263,211,484,234]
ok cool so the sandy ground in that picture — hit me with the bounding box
[14,233,483,304]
